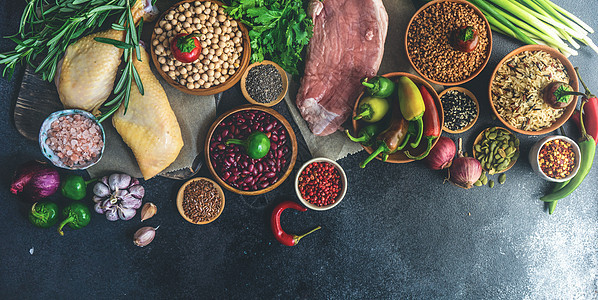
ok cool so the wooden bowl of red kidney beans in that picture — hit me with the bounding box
[295,157,348,211]
[205,105,298,195]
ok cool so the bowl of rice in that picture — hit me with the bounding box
[489,45,579,135]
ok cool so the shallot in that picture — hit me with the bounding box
[447,138,482,189]
[10,160,60,202]
[424,136,456,170]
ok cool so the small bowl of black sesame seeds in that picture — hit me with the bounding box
[176,177,225,225]
[438,87,479,134]
[241,60,288,107]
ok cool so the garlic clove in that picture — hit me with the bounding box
[93,182,110,197]
[128,185,145,199]
[118,206,136,220]
[100,175,109,187]
[133,226,159,247]
[92,195,103,203]
[140,202,157,222]
[94,202,106,214]
[109,173,132,191]
[121,195,142,209]
[105,207,119,221]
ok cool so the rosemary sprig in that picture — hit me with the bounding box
[0,0,128,81]
[96,0,144,122]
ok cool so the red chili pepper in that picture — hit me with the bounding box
[566,72,598,145]
[405,85,441,160]
[170,33,202,63]
[270,201,321,246]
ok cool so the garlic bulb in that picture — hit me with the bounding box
[92,173,145,221]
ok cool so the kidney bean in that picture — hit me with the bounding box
[222,171,231,180]
[229,175,238,182]
[243,176,253,184]
[277,149,283,158]
[237,117,245,124]
[242,170,250,175]
[271,134,278,142]
[257,162,263,173]
[264,123,274,132]
[259,182,269,189]
[252,168,258,176]
[247,164,254,173]
[232,170,240,176]
[269,176,279,184]
[265,172,276,178]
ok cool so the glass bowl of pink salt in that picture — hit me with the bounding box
[39,109,105,170]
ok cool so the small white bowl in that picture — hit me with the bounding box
[528,135,581,182]
[295,157,347,211]
[39,109,105,170]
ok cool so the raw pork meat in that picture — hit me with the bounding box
[296,0,388,136]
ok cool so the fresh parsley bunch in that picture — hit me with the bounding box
[225,0,313,76]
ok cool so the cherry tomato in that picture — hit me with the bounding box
[170,33,202,63]
[452,26,479,53]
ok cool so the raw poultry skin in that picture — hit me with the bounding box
[296,0,388,136]
[112,48,184,180]
[55,0,149,114]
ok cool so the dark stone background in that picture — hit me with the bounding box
[0,0,597,299]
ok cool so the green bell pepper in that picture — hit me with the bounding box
[57,202,91,236]
[61,175,94,200]
[29,201,59,228]
[226,131,271,159]
[361,76,396,98]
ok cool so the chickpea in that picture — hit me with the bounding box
[199,14,207,21]
[170,19,178,26]
[198,79,205,85]
[168,70,176,77]
[218,41,226,48]
[214,71,222,79]
[204,83,212,88]
[221,69,228,75]
[207,54,214,61]
[175,71,180,76]
[211,3,218,10]
[200,41,208,48]
[187,82,194,89]
[162,40,168,48]
[204,8,211,14]
[216,49,223,56]
[180,67,187,75]
[212,37,219,44]
[166,13,174,21]
[164,23,172,31]
[178,14,186,22]
[207,69,214,77]
[201,27,208,34]
[199,4,205,10]
[214,27,222,35]
[155,45,164,54]
[209,16,216,24]
[222,62,229,69]
[201,73,208,81]
[236,46,243,53]
[233,37,240,44]
[183,3,190,9]
[221,54,228,61]
[202,48,209,55]
[158,57,166,64]
[178,5,185,12]
[195,7,202,14]
[152,39,159,46]
[186,65,193,71]
[169,65,175,71]
[184,11,192,18]
[211,55,218,63]
[226,26,232,34]
[206,32,213,39]
[180,79,186,85]
[174,60,182,67]
[217,15,226,23]
[236,31,242,37]
[194,1,201,6]
[192,17,200,24]
[209,63,215,69]
[230,20,237,27]
[202,59,210,65]
[192,73,200,81]
[208,26,214,33]
[165,49,172,56]
[161,64,169,72]
[211,11,217,17]
[181,73,188,79]
[175,24,182,31]
[218,8,224,14]
[167,59,174,66]
[183,22,191,28]
[194,82,201,89]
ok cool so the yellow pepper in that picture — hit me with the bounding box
[397,76,425,148]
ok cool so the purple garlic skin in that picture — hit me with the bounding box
[92,173,145,221]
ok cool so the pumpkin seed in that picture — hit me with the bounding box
[488,180,495,188]
[499,173,506,184]
[474,180,482,187]
[488,132,497,139]
[498,148,506,158]
[475,144,482,152]
[482,176,488,185]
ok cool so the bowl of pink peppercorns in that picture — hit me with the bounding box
[39,109,105,170]
[295,157,347,211]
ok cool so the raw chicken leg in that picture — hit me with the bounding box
[112,47,184,180]
[55,0,156,114]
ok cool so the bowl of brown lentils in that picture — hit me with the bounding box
[176,177,225,224]
[405,0,492,86]
[151,0,251,95]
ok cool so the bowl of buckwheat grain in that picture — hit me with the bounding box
[177,177,225,224]
[151,0,251,95]
[405,0,492,86]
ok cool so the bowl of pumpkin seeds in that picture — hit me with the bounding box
[472,126,520,175]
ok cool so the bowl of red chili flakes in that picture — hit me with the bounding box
[529,135,581,182]
[295,157,347,211]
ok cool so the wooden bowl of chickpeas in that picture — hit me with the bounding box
[150,0,251,95]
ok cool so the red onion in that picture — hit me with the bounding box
[424,136,456,170]
[448,138,482,189]
[10,160,60,202]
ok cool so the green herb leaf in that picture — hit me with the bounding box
[94,37,133,49]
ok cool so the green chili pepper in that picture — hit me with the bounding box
[226,131,271,159]
[397,76,425,148]
[361,76,396,98]
[29,201,59,228]
[345,123,383,147]
[353,96,390,123]
[61,175,95,200]
[541,76,596,207]
[57,202,91,236]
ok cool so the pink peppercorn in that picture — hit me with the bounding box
[298,162,342,206]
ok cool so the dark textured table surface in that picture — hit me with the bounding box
[1,0,597,299]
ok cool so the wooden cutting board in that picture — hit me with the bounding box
[13,66,202,180]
